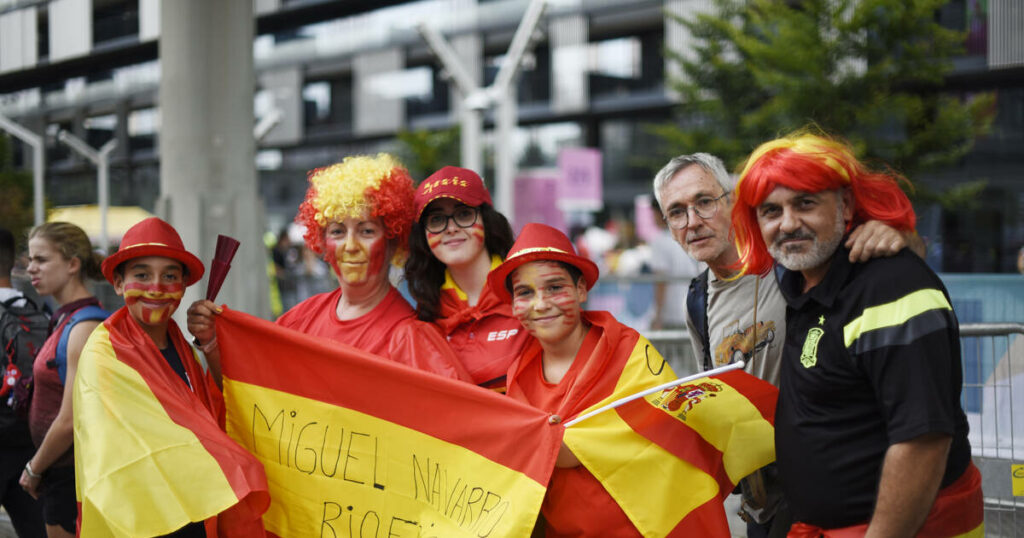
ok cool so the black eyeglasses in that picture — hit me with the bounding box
[424,206,479,234]
[663,192,729,230]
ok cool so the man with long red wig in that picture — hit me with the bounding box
[732,132,982,537]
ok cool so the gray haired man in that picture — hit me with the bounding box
[652,153,917,537]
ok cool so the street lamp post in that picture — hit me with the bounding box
[57,130,117,253]
[0,113,46,226]
[417,0,547,218]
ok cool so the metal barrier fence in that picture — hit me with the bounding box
[646,323,1024,537]
[962,323,1024,537]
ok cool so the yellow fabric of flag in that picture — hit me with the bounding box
[74,318,268,537]
[216,308,562,538]
[226,380,547,537]
[564,335,777,536]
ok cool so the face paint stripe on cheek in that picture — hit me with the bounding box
[469,223,485,244]
[427,233,443,249]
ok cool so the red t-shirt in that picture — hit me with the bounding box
[508,321,641,537]
[433,257,531,391]
[276,287,415,358]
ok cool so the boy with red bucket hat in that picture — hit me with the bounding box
[72,217,268,537]
[488,223,777,536]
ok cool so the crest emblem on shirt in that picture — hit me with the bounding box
[652,381,723,420]
[801,327,824,368]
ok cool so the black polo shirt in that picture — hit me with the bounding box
[774,246,971,529]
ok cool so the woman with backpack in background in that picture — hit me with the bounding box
[19,222,109,538]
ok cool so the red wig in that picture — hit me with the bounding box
[732,132,915,276]
[294,154,416,260]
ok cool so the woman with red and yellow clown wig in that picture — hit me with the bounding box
[730,131,916,277]
[189,153,419,359]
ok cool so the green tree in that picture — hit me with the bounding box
[394,126,461,181]
[652,0,994,180]
[0,134,39,247]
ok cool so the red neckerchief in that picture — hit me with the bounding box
[434,280,514,335]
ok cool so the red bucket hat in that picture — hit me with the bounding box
[101,217,205,286]
[487,223,599,302]
[414,166,493,219]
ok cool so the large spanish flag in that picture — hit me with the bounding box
[74,308,270,537]
[521,312,777,536]
[215,308,563,538]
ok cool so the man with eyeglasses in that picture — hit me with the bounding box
[652,152,919,538]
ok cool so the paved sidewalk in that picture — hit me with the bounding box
[0,509,15,538]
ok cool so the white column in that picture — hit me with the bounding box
[0,7,37,73]
[354,48,405,136]
[550,11,588,113]
[159,0,271,319]
[49,0,92,62]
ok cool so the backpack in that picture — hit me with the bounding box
[51,304,109,383]
[0,295,49,423]
[686,269,712,372]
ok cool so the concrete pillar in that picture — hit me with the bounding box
[451,32,483,173]
[550,10,588,114]
[49,0,92,63]
[139,0,160,41]
[258,67,303,146]
[664,0,713,101]
[0,7,38,73]
[353,47,405,136]
[159,0,271,319]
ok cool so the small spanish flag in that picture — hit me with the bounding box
[545,312,778,536]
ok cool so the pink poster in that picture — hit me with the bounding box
[557,148,603,212]
[635,194,659,243]
[514,169,566,234]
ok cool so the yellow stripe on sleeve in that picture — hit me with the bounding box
[843,288,952,348]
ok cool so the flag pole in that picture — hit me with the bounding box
[562,361,746,428]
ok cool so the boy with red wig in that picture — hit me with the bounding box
[731,132,982,536]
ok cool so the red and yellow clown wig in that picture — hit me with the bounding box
[295,153,416,264]
[732,132,916,276]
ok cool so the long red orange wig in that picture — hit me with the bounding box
[732,132,915,276]
[295,153,416,263]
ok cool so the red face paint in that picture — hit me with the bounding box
[425,221,486,269]
[324,234,342,276]
[468,222,485,245]
[324,217,391,287]
[123,282,184,325]
[509,261,585,346]
[426,232,443,250]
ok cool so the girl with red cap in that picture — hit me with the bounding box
[402,166,527,390]
[20,222,108,538]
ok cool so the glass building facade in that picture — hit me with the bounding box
[0,0,1021,271]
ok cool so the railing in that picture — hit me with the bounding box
[961,323,1024,536]
[645,322,1024,536]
